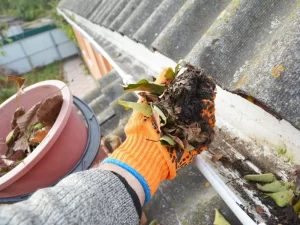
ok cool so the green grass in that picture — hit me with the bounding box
[0,61,64,104]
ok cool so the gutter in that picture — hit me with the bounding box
[58,8,300,225]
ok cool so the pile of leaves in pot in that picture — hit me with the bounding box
[0,76,63,177]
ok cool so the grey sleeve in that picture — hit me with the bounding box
[0,169,139,225]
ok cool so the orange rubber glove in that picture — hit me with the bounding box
[102,69,215,203]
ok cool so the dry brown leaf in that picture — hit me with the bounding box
[11,107,25,129]
[138,92,147,99]
[162,127,176,133]
[146,94,159,102]
[188,122,198,128]
[2,158,16,167]
[211,154,224,163]
[29,126,51,144]
[152,110,161,133]
[255,205,264,215]
[7,75,25,91]
[17,102,42,133]
[4,146,14,158]
[187,127,201,141]
[12,135,28,152]
[103,135,122,154]
[170,135,184,149]
[37,95,63,126]
[183,139,189,149]
[138,92,159,103]
[0,158,22,177]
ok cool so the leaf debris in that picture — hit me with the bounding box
[119,63,216,152]
[1,94,63,177]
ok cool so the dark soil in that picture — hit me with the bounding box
[217,151,299,224]
[155,68,216,149]
[259,192,300,225]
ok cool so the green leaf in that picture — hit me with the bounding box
[153,105,167,126]
[257,181,294,193]
[294,200,300,215]
[186,144,195,151]
[33,122,45,130]
[266,189,294,207]
[0,51,5,56]
[160,135,175,146]
[164,68,175,80]
[122,79,167,95]
[214,209,231,225]
[175,59,186,74]
[244,173,275,183]
[118,100,152,117]
[149,220,158,225]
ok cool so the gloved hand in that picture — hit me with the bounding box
[102,69,215,203]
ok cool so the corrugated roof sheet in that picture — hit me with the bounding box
[59,0,300,130]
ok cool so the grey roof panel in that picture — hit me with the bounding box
[133,0,186,48]
[77,0,90,17]
[89,0,109,23]
[69,0,100,18]
[94,0,119,25]
[102,0,130,28]
[60,0,300,129]
[152,0,231,61]
[83,0,103,19]
[93,1,113,23]
[61,0,83,13]
[118,0,164,37]
[74,0,85,15]
[109,0,142,31]
[185,0,300,128]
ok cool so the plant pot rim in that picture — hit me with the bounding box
[0,80,72,190]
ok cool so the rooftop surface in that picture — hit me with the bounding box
[59,0,300,131]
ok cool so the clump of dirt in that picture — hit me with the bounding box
[119,65,217,151]
[155,68,216,149]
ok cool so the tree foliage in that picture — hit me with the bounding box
[1,0,51,21]
[0,0,77,45]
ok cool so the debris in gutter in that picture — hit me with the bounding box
[211,153,224,163]
[245,172,300,224]
[244,173,276,183]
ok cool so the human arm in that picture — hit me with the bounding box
[0,169,140,225]
[0,67,215,225]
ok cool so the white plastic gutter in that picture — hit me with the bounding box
[58,8,300,225]
[194,156,261,225]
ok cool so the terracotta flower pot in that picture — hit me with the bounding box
[0,81,88,198]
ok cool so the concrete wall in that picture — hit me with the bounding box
[0,28,79,74]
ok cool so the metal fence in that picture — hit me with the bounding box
[0,27,79,75]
